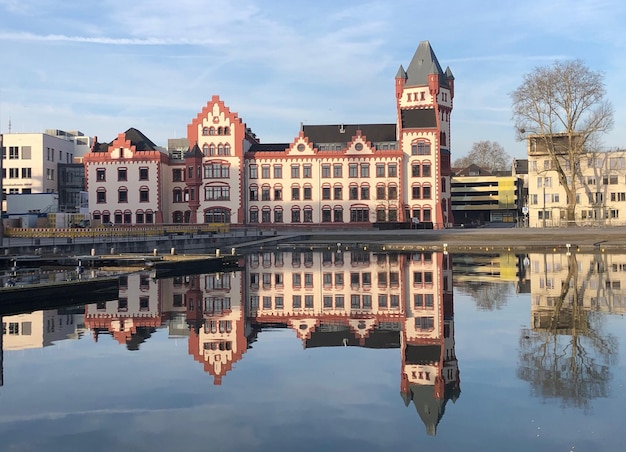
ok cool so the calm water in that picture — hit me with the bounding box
[1,250,626,451]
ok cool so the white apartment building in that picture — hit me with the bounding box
[1,130,91,213]
[526,135,626,227]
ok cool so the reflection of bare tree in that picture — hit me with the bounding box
[517,253,618,411]
[457,282,512,311]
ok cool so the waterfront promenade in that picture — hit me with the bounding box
[2,225,626,257]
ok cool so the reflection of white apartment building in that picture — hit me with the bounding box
[528,252,626,327]
[2,310,83,350]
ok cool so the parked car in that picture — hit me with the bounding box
[72,220,91,228]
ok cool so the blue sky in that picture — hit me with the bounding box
[1,0,625,160]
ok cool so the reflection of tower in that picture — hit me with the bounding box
[400,252,460,436]
[187,271,248,385]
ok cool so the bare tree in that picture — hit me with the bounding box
[453,140,510,172]
[511,60,614,223]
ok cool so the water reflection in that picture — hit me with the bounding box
[3,249,626,445]
[518,252,621,410]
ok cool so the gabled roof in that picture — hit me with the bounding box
[91,127,158,152]
[405,40,447,88]
[123,127,158,151]
[453,164,493,176]
[302,124,397,145]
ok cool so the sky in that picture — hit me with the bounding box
[1,0,625,161]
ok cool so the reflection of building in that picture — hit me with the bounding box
[528,252,626,328]
[1,310,83,351]
[185,272,248,385]
[84,272,162,349]
[244,249,460,435]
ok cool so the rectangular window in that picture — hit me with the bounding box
[321,164,331,178]
[118,168,127,181]
[21,167,32,178]
[361,186,369,200]
[334,186,342,200]
[322,187,331,200]
[376,186,386,200]
[303,164,312,178]
[303,187,312,200]
[21,146,31,159]
[261,165,270,178]
[293,295,302,309]
[349,186,358,200]
[139,167,149,180]
[388,164,397,177]
[422,164,431,177]
[360,164,370,178]
[349,164,358,178]
[273,165,282,179]
[291,187,300,200]
[291,164,300,178]
[97,168,106,181]
[305,295,314,309]
[376,164,385,177]
[250,165,258,179]
[9,146,19,159]
[333,164,342,178]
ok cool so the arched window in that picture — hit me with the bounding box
[136,209,145,224]
[204,207,231,224]
[261,206,271,223]
[118,187,128,203]
[209,144,216,156]
[123,209,132,224]
[274,206,283,223]
[173,211,184,223]
[145,210,154,224]
[96,188,107,204]
[204,183,230,201]
[139,186,149,203]
[217,127,223,135]
[202,127,209,136]
[209,127,216,136]
[322,205,332,223]
[224,144,231,155]
[223,127,230,135]
[291,206,301,223]
[114,210,123,224]
[218,144,224,155]
[249,206,259,223]
[173,187,183,203]
[202,144,209,156]
[333,205,343,223]
[411,139,431,156]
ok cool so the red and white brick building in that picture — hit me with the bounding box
[83,41,454,228]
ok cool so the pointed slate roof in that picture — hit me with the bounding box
[184,142,204,158]
[405,40,447,88]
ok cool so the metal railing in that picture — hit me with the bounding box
[4,223,230,239]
